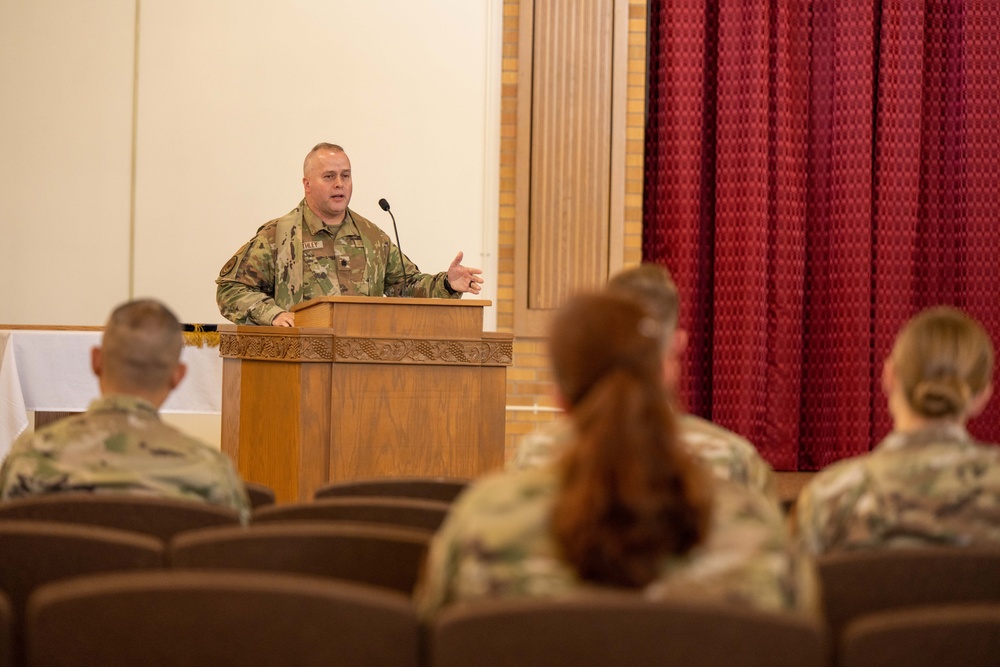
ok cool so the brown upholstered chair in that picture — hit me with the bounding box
[0,493,242,541]
[429,594,828,667]
[816,547,1000,639]
[24,570,419,667]
[169,522,431,594]
[252,496,451,531]
[0,520,164,666]
[839,603,1000,667]
[313,477,470,503]
[0,591,11,667]
[243,482,276,509]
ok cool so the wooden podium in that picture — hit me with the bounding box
[218,297,512,502]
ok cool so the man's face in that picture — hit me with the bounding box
[303,149,353,224]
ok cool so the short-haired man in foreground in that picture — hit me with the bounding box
[0,299,250,522]
[509,263,776,499]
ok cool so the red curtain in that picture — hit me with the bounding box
[643,1,1000,471]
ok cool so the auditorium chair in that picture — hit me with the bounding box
[0,590,11,667]
[252,496,451,531]
[24,570,419,667]
[243,481,276,509]
[313,476,470,503]
[429,594,828,667]
[169,522,431,594]
[816,547,1000,639]
[0,493,243,541]
[839,603,1000,667]
[0,520,164,666]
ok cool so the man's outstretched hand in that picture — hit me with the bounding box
[447,251,483,295]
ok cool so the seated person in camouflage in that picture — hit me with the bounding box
[416,293,816,618]
[796,306,1000,554]
[0,299,251,523]
[509,263,775,499]
[216,142,484,326]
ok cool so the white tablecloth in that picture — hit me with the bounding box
[0,329,222,460]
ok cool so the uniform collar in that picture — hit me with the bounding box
[878,422,973,452]
[302,202,356,237]
[87,394,161,419]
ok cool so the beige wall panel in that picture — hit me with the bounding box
[0,0,135,324]
[528,0,614,310]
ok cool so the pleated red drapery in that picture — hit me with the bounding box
[643,1,1000,471]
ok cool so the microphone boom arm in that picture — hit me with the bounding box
[378,198,409,297]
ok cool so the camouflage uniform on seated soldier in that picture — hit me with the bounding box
[417,293,816,619]
[796,306,1000,554]
[0,299,251,523]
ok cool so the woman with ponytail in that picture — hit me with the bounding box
[417,292,813,617]
[798,306,1000,554]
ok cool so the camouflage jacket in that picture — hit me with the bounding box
[415,467,817,619]
[796,423,1000,555]
[216,201,459,325]
[509,415,776,499]
[0,394,251,523]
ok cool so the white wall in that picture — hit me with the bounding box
[0,0,136,324]
[0,0,502,445]
[0,0,501,326]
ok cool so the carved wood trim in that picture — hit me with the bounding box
[219,332,335,362]
[335,337,513,366]
[220,332,513,367]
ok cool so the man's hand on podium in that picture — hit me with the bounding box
[272,312,295,327]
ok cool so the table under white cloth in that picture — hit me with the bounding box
[0,329,222,461]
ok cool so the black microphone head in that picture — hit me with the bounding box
[378,198,390,211]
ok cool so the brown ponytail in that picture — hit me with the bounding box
[548,293,712,588]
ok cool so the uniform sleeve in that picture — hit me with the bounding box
[215,236,286,325]
[0,433,50,499]
[211,452,252,525]
[384,243,460,299]
[414,493,470,619]
[0,436,25,498]
[794,461,870,555]
[647,486,819,615]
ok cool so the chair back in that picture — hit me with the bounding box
[839,603,1000,667]
[0,591,11,667]
[244,482,276,509]
[24,570,419,667]
[430,594,828,667]
[817,547,1000,638]
[170,522,431,594]
[314,477,469,503]
[0,493,242,541]
[0,520,164,665]
[252,496,451,531]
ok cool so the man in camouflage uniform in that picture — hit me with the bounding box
[0,299,251,523]
[508,264,776,499]
[216,142,484,326]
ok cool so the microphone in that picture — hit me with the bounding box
[378,198,408,296]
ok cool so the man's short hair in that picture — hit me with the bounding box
[101,299,183,393]
[303,143,346,175]
[606,263,681,335]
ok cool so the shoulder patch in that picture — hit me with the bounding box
[219,242,249,277]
